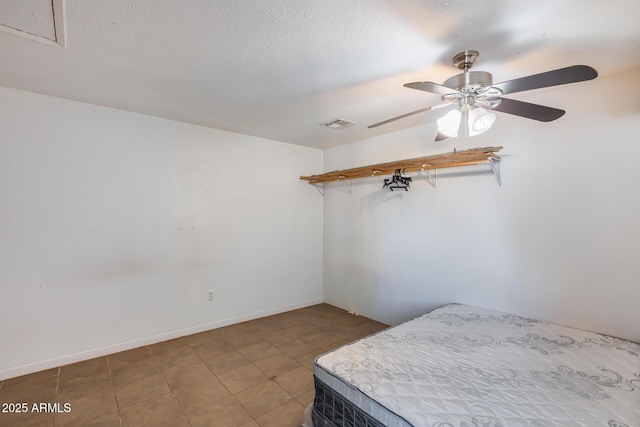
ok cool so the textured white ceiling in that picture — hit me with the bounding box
[0,0,639,148]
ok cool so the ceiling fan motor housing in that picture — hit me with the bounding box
[443,71,494,93]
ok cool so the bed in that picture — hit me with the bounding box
[308,304,640,427]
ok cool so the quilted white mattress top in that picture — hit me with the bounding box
[316,304,640,427]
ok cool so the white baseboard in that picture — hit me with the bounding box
[0,297,323,381]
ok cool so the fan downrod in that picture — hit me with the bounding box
[442,50,493,93]
[452,50,479,71]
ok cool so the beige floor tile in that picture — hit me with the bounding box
[268,315,299,328]
[297,389,315,407]
[110,358,160,388]
[266,313,303,328]
[204,350,251,375]
[237,341,281,362]
[239,420,260,427]
[187,395,252,427]
[278,338,320,359]
[59,357,109,384]
[295,349,326,370]
[217,364,269,394]
[307,303,337,313]
[24,417,55,427]
[353,321,388,336]
[304,316,337,331]
[234,380,292,417]
[57,375,114,402]
[173,376,229,412]
[278,308,307,319]
[57,410,121,427]
[273,367,314,398]
[114,373,171,409]
[215,323,252,338]
[254,353,302,378]
[255,399,306,427]
[303,331,343,348]
[55,390,118,427]
[0,368,58,389]
[0,376,57,404]
[262,327,301,346]
[162,362,215,392]
[0,410,54,427]
[242,318,285,335]
[224,332,267,350]
[119,393,182,427]
[335,313,369,326]
[154,346,202,371]
[186,329,223,347]
[340,326,366,340]
[284,323,323,337]
[160,415,190,426]
[107,347,151,371]
[323,338,354,351]
[147,337,189,357]
[192,339,235,360]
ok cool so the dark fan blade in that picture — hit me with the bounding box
[404,81,462,96]
[491,65,597,95]
[368,106,436,129]
[489,97,565,122]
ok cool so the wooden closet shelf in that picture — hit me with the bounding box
[300,146,502,184]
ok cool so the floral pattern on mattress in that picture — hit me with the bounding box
[316,304,640,427]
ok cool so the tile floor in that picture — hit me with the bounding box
[0,304,388,427]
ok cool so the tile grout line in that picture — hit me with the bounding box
[148,345,194,427]
[105,355,125,427]
[51,367,60,427]
[189,334,236,397]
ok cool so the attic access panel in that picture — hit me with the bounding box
[0,0,64,46]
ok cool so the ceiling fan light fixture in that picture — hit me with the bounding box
[436,109,461,137]
[468,107,496,136]
[370,49,597,134]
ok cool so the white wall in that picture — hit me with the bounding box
[0,86,323,380]
[323,69,640,343]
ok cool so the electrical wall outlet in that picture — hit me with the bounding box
[207,290,214,301]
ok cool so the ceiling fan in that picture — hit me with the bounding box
[368,50,598,140]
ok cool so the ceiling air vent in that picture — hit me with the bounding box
[320,118,358,130]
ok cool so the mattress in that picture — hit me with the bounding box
[313,304,640,427]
